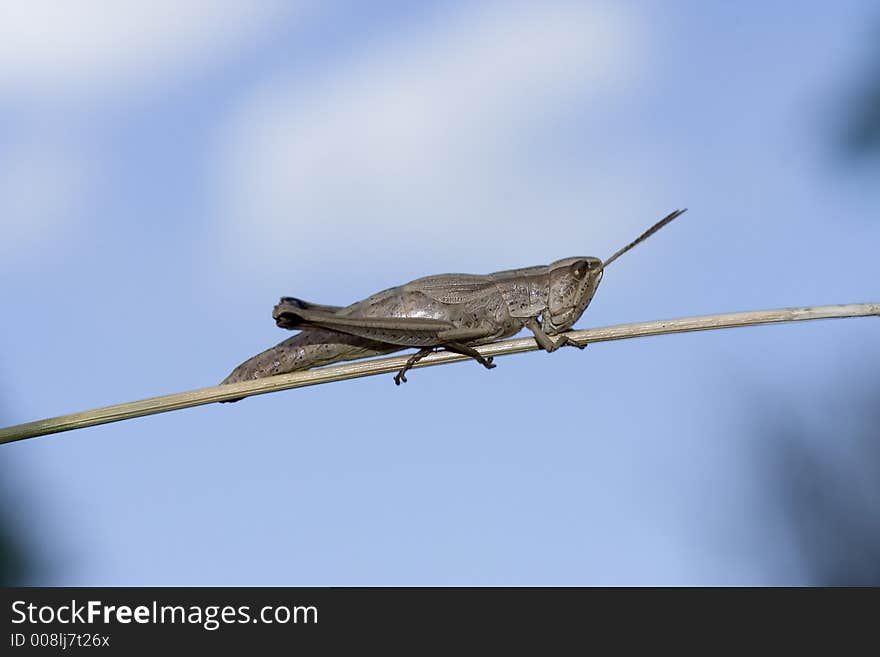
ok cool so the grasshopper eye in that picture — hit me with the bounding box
[571,260,590,279]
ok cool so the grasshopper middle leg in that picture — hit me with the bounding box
[393,342,496,385]
[394,348,435,385]
[439,342,495,370]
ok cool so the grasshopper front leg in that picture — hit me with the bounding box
[525,318,587,353]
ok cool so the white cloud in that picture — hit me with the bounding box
[0,2,308,263]
[212,1,647,276]
[0,1,300,97]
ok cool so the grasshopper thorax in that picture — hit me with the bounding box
[543,256,604,334]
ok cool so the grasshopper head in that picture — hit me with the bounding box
[544,256,604,333]
[542,209,688,334]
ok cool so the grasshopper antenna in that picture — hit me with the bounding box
[603,209,687,269]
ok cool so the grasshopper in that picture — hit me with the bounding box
[221,209,686,392]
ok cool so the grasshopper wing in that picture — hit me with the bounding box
[404,274,496,305]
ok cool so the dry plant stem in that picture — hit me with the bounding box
[1,303,877,445]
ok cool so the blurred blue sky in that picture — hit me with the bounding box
[1,0,878,584]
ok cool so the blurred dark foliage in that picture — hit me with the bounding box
[0,400,34,586]
[0,414,32,585]
[841,26,880,159]
[0,505,30,585]
[759,27,880,585]
[761,391,880,585]
[843,77,880,158]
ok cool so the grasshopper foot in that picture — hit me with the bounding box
[546,334,586,352]
[562,336,587,350]
[525,319,584,353]
[440,342,496,371]
[394,348,434,386]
